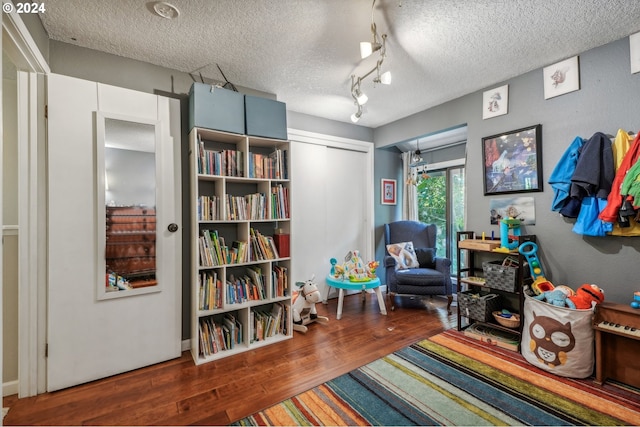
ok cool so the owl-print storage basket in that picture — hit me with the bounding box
[521,292,595,378]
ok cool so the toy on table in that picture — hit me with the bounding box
[494,217,521,253]
[292,276,329,333]
[567,284,604,310]
[631,291,640,309]
[518,241,554,295]
[331,250,378,282]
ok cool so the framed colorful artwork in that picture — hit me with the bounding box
[381,179,396,205]
[482,124,543,195]
[543,56,580,99]
[482,84,509,119]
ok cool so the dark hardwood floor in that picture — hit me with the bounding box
[3,293,456,426]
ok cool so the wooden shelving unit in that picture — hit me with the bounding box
[456,231,535,350]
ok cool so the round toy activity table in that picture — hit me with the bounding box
[325,276,387,320]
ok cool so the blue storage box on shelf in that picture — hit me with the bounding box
[188,82,245,134]
[244,95,287,140]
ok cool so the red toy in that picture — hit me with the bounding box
[567,284,604,309]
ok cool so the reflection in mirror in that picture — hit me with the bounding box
[104,119,158,291]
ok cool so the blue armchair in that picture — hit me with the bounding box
[384,221,453,314]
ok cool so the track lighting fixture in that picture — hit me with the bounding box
[349,0,391,123]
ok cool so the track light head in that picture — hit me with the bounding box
[379,70,392,85]
[360,41,381,59]
[351,111,362,123]
[355,89,368,105]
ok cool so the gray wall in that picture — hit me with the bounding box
[374,37,640,305]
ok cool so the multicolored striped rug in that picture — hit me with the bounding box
[234,329,640,426]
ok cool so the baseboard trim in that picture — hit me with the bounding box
[181,339,191,352]
[3,380,18,397]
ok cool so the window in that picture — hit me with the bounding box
[416,163,465,278]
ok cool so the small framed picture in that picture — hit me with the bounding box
[482,84,509,119]
[543,56,580,99]
[630,32,640,74]
[381,179,396,205]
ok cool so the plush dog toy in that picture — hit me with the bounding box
[567,284,604,309]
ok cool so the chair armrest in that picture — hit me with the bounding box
[384,255,397,269]
[434,256,452,271]
[434,256,453,295]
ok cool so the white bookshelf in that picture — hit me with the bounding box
[189,127,292,365]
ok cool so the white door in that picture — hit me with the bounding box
[46,73,181,391]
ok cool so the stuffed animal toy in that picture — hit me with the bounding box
[534,288,570,307]
[292,277,329,333]
[567,283,605,309]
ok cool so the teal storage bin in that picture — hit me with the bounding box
[189,83,245,134]
[244,95,287,140]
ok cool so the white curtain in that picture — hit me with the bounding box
[402,151,418,221]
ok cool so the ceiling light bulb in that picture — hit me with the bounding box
[380,71,392,85]
[351,111,362,123]
[360,42,373,59]
[356,91,368,105]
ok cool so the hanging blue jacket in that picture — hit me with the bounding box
[572,196,613,236]
[548,136,584,213]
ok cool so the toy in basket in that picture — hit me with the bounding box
[492,309,520,329]
[292,276,329,333]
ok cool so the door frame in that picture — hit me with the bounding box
[3,9,50,397]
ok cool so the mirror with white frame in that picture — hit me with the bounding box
[99,117,159,298]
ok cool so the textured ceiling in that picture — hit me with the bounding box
[38,0,640,128]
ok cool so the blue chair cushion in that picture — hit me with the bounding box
[395,267,445,286]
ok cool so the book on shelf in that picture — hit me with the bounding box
[271,184,289,219]
[198,195,222,221]
[197,135,245,177]
[198,271,222,311]
[272,265,288,297]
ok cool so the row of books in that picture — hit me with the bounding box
[197,139,244,177]
[198,312,242,357]
[271,185,289,219]
[226,192,267,220]
[198,271,223,311]
[197,190,289,222]
[198,229,282,268]
[197,136,288,180]
[226,268,267,304]
[251,302,289,342]
[272,265,289,298]
[249,228,280,261]
[197,195,222,221]
[199,266,285,311]
[248,149,288,180]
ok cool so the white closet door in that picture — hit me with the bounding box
[290,137,371,300]
[46,73,181,391]
[290,141,327,284]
